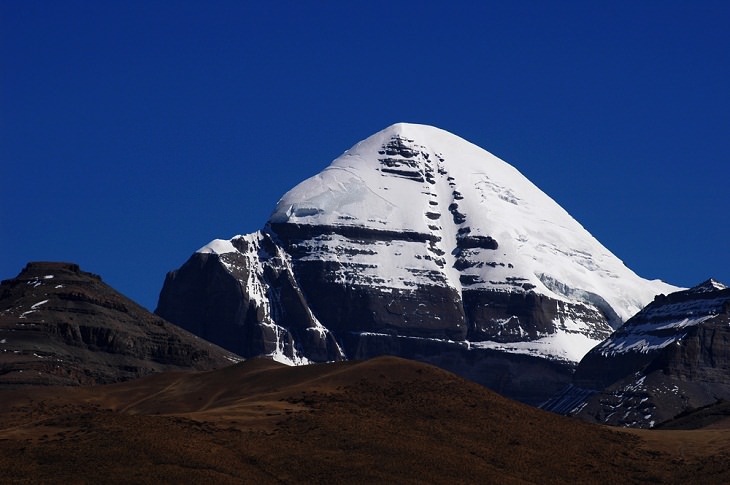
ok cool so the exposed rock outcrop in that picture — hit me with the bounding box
[0,262,239,387]
[543,279,730,427]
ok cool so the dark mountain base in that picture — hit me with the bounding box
[157,251,579,405]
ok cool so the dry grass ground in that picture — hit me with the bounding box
[1,356,729,484]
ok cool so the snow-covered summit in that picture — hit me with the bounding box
[269,122,677,328]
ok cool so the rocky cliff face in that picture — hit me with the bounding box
[543,279,730,427]
[0,262,239,387]
[156,123,676,405]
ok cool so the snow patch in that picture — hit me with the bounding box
[31,300,49,310]
[598,293,727,356]
[197,239,238,255]
[470,330,600,363]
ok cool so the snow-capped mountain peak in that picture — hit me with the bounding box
[159,123,679,405]
[269,123,676,329]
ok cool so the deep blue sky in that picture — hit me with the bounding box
[2,1,729,310]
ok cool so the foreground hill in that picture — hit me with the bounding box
[0,262,239,387]
[1,356,729,483]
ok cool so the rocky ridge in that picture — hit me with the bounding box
[543,279,730,427]
[0,262,240,387]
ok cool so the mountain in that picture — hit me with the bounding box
[156,123,676,404]
[2,356,729,483]
[543,279,730,427]
[0,262,240,386]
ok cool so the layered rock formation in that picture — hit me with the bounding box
[0,262,239,387]
[157,123,676,404]
[543,279,730,427]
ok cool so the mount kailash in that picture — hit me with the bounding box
[156,123,677,404]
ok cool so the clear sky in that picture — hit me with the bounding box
[2,1,729,310]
